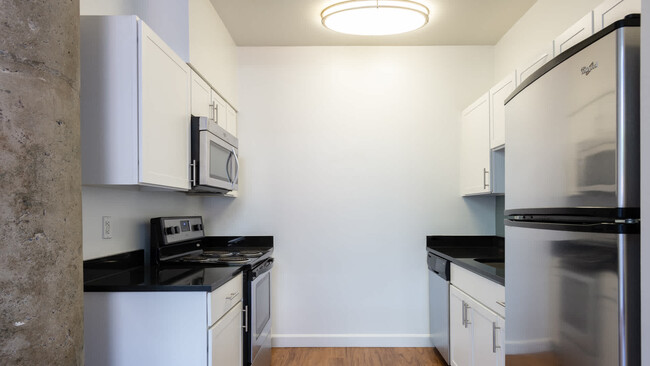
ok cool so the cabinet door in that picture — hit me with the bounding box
[209,301,243,366]
[516,46,554,86]
[460,93,490,195]
[139,21,191,190]
[188,0,238,107]
[450,286,473,366]
[554,12,594,56]
[470,298,500,366]
[489,72,516,149]
[226,104,237,137]
[191,71,213,120]
[593,0,640,31]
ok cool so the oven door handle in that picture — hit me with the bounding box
[231,148,239,189]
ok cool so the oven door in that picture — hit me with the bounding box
[198,130,239,191]
[250,263,272,366]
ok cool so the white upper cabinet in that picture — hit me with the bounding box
[191,71,213,120]
[226,105,238,137]
[188,0,239,109]
[460,92,506,196]
[140,23,192,189]
[460,93,491,196]
[191,70,238,137]
[489,72,516,150]
[212,92,229,132]
[81,16,191,190]
[553,12,594,56]
[516,46,554,86]
[81,0,239,109]
[593,0,641,31]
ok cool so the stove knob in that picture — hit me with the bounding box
[173,226,181,234]
[165,227,174,235]
[193,224,203,231]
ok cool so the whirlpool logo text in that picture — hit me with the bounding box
[581,62,598,76]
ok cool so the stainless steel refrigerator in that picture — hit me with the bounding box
[504,15,640,366]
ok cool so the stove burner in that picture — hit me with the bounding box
[178,255,210,262]
[218,256,251,264]
[202,250,234,258]
[238,250,264,258]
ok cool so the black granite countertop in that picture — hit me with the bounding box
[427,236,504,285]
[83,250,243,292]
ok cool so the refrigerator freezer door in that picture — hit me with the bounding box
[504,26,639,212]
[505,224,639,366]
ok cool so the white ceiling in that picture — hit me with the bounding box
[210,0,537,46]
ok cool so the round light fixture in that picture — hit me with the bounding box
[321,0,429,36]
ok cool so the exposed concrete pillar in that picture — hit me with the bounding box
[0,1,83,364]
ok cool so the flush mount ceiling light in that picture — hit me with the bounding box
[321,0,429,36]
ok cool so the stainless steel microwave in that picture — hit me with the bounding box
[189,116,239,194]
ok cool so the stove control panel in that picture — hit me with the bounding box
[159,216,204,245]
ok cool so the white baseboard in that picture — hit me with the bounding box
[272,334,431,347]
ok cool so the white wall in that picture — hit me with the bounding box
[201,46,497,346]
[493,0,604,80]
[82,186,205,260]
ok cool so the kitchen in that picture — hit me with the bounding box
[1,0,649,365]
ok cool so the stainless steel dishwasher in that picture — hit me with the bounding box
[428,250,450,365]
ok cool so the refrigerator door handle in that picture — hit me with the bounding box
[505,218,640,234]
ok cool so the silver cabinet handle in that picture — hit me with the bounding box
[464,302,471,328]
[231,148,239,189]
[483,168,490,189]
[226,292,239,300]
[243,305,249,332]
[190,160,197,186]
[496,301,505,308]
[492,322,501,353]
[209,102,216,121]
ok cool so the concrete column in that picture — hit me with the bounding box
[0,1,83,365]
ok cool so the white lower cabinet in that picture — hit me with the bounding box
[450,287,473,366]
[450,285,505,366]
[209,302,243,366]
[84,273,244,366]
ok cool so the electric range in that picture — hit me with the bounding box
[150,216,273,366]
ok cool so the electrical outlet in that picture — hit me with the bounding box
[102,216,112,239]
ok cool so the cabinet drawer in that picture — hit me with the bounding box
[209,273,243,326]
[451,264,505,318]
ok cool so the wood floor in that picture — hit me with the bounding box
[271,347,446,366]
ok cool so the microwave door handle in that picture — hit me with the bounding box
[231,148,239,189]
[225,148,233,183]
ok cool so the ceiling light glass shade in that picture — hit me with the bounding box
[321,0,429,36]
